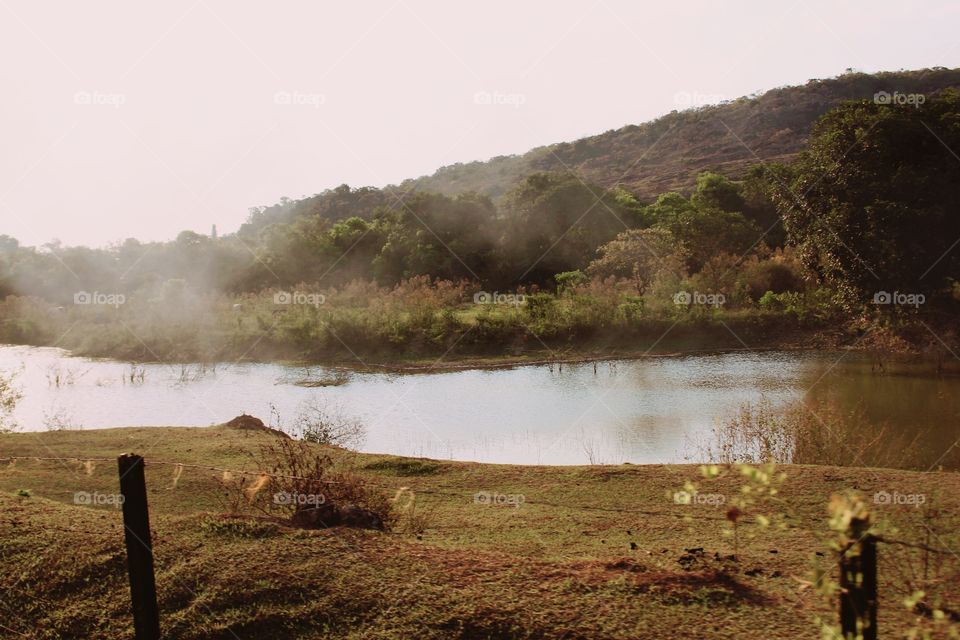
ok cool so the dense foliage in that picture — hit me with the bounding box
[2,70,959,360]
[772,90,960,311]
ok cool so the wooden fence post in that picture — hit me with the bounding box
[118,454,161,640]
[839,534,878,640]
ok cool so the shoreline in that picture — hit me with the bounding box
[356,345,823,373]
[3,421,956,473]
[1,339,850,373]
[0,340,935,375]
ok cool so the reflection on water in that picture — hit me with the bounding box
[1,345,957,467]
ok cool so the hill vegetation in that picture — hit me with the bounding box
[0,69,959,363]
[230,67,960,237]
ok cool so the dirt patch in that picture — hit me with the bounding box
[222,414,289,438]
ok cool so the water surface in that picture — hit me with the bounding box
[1,345,957,466]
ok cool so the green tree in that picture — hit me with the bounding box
[690,172,746,213]
[588,228,686,294]
[772,91,960,309]
[554,269,587,295]
[644,192,760,272]
[0,235,19,254]
[370,193,498,284]
[502,172,642,284]
[740,166,786,246]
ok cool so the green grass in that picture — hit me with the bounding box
[362,457,442,476]
[1,425,958,638]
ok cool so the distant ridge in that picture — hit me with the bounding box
[243,68,960,233]
[396,68,960,201]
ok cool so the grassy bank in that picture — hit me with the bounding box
[2,426,958,638]
[0,282,860,367]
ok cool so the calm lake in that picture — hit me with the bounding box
[1,344,958,467]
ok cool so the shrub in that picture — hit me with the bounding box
[364,458,440,476]
[289,398,366,450]
[617,296,646,323]
[554,270,587,295]
[221,438,395,530]
[524,293,556,321]
[743,260,802,301]
[696,397,924,469]
[0,369,22,433]
[758,291,806,320]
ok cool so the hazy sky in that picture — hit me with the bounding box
[1,0,958,247]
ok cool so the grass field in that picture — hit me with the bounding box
[1,425,958,639]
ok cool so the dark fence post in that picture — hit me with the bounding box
[118,454,161,640]
[839,534,878,640]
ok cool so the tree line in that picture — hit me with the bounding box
[1,91,958,321]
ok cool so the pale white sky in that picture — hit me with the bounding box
[1,0,958,247]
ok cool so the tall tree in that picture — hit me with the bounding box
[588,228,686,294]
[772,90,960,309]
[502,172,643,284]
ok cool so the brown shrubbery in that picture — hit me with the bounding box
[696,396,925,469]
[220,436,395,531]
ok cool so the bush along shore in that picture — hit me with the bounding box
[3,272,955,368]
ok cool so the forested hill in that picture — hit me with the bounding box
[397,67,960,201]
[242,68,960,234]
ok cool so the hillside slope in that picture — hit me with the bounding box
[398,68,960,201]
[241,68,960,234]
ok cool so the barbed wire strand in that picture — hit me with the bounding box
[874,535,955,556]
[3,456,958,534]
[0,456,347,484]
[1,455,740,521]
